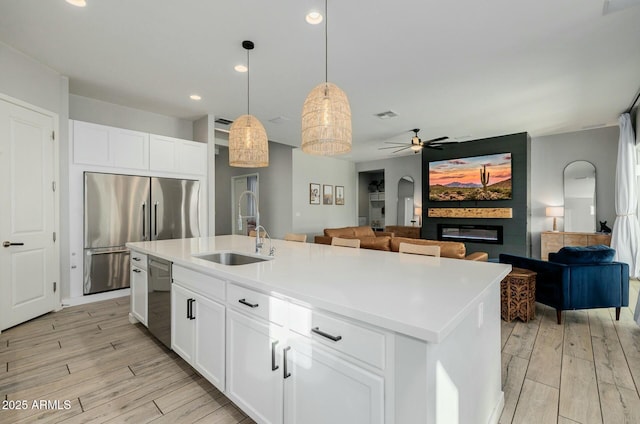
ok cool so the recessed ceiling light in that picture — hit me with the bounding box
[234,64,248,73]
[66,0,87,7]
[190,94,202,101]
[305,11,323,25]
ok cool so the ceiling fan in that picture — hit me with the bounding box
[379,129,449,154]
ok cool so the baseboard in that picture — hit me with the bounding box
[62,288,130,307]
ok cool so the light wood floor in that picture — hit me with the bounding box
[0,297,255,424]
[0,280,638,424]
[500,279,640,424]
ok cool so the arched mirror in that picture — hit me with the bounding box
[397,176,414,226]
[564,161,596,232]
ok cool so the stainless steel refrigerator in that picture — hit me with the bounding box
[83,172,200,295]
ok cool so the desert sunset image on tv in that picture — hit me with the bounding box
[429,153,512,201]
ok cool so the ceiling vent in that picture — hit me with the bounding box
[375,110,398,119]
[269,116,290,124]
[214,117,233,125]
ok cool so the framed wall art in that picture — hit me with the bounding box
[323,184,333,205]
[310,183,320,205]
[335,186,344,205]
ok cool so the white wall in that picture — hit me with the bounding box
[194,115,216,236]
[356,154,422,227]
[0,42,71,300]
[292,149,357,238]
[530,126,619,258]
[70,94,193,140]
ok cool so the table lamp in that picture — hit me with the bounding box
[414,207,422,227]
[545,206,564,232]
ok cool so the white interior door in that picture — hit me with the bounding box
[0,97,58,331]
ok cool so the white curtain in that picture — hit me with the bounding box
[610,114,640,324]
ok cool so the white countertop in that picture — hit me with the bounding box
[127,235,511,343]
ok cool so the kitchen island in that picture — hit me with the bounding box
[128,235,511,424]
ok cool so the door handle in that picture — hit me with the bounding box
[271,341,279,371]
[142,203,146,240]
[3,241,24,248]
[154,201,159,237]
[283,346,291,379]
[187,298,196,320]
[132,269,141,273]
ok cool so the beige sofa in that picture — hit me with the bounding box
[314,226,488,261]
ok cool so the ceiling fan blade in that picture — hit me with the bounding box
[425,145,443,150]
[379,145,410,150]
[426,136,449,143]
[383,141,410,145]
[392,146,412,153]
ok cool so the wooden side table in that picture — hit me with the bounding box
[501,267,536,322]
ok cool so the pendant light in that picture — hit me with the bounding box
[301,0,352,155]
[229,40,269,167]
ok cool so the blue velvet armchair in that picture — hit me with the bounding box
[500,245,629,324]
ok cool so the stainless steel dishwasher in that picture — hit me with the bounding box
[147,256,172,349]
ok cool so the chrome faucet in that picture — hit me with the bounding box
[237,190,274,256]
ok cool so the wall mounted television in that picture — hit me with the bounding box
[429,153,512,201]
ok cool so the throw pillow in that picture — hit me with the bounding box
[550,245,615,264]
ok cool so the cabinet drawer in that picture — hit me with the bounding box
[589,234,611,246]
[564,234,588,246]
[130,251,148,271]
[172,265,225,302]
[227,284,286,326]
[289,303,386,370]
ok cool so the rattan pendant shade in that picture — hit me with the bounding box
[300,0,352,156]
[229,114,269,167]
[301,82,352,155]
[229,40,269,168]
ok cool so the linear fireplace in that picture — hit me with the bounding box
[437,224,503,245]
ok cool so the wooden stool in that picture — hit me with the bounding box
[501,267,536,322]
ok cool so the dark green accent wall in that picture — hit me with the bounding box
[421,132,531,258]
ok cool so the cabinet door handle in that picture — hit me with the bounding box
[271,341,279,371]
[238,298,259,308]
[189,299,196,320]
[186,299,191,319]
[132,257,141,262]
[132,269,141,273]
[283,346,291,379]
[311,327,342,342]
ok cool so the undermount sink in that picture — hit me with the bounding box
[193,252,271,266]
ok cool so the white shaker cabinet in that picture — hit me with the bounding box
[226,284,386,424]
[110,127,149,170]
[171,283,226,391]
[149,134,207,176]
[171,284,194,362]
[130,252,148,326]
[284,338,384,424]
[73,120,149,170]
[226,308,285,424]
